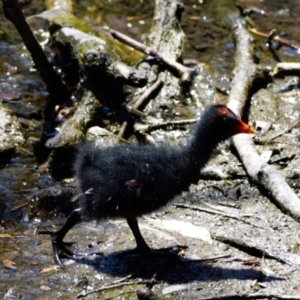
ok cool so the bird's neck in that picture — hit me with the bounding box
[185,121,220,171]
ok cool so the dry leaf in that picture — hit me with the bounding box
[3,259,17,269]
[41,259,74,273]
[41,265,60,273]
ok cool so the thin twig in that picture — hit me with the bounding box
[129,78,164,111]
[173,202,263,229]
[192,254,231,262]
[118,78,164,138]
[77,279,154,298]
[271,118,300,141]
[266,29,281,62]
[10,202,28,211]
[118,121,128,139]
[213,234,299,266]
[195,292,300,300]
[135,118,197,134]
[249,28,300,52]
[271,62,300,77]
[236,4,267,17]
[111,274,134,284]
[110,29,194,82]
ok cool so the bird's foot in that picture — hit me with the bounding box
[39,229,79,268]
[39,230,101,269]
[123,245,188,278]
[150,245,188,254]
[117,244,188,259]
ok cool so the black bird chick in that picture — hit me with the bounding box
[39,104,255,268]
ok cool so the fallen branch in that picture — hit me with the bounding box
[227,14,300,222]
[271,62,300,77]
[194,292,300,300]
[249,28,300,52]
[213,234,300,266]
[110,29,194,83]
[1,0,69,101]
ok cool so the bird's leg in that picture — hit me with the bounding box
[125,217,187,278]
[126,217,187,257]
[126,217,150,253]
[39,208,82,268]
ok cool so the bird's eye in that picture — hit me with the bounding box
[226,114,236,122]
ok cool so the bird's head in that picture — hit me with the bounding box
[202,104,255,141]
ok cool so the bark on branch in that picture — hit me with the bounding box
[227,14,300,222]
[1,0,69,101]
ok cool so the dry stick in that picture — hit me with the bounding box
[192,254,231,262]
[272,62,300,77]
[227,15,300,222]
[146,119,197,132]
[249,28,300,52]
[236,4,267,17]
[173,202,264,229]
[271,120,300,141]
[135,118,197,134]
[1,0,69,101]
[266,29,281,62]
[223,257,260,266]
[10,203,28,212]
[77,279,154,299]
[118,121,129,139]
[275,62,300,72]
[129,78,164,111]
[196,293,300,300]
[110,29,194,82]
[118,78,164,138]
[213,234,297,266]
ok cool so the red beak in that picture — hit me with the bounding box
[236,118,255,134]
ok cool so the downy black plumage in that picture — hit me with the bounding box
[39,104,254,268]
